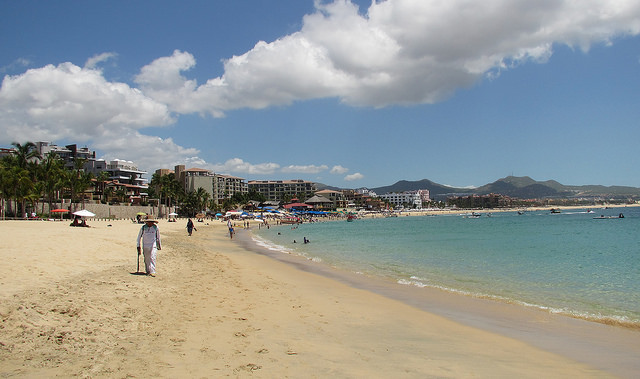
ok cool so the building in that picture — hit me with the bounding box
[215,174,248,205]
[314,189,347,209]
[33,142,149,204]
[417,189,431,204]
[169,165,247,206]
[248,180,317,203]
[378,191,423,209]
[305,194,334,210]
[36,142,96,169]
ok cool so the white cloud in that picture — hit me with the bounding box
[0,62,184,174]
[2,0,639,179]
[134,0,640,114]
[0,62,173,140]
[344,172,364,181]
[84,52,118,69]
[210,158,280,175]
[0,58,31,73]
[330,165,349,174]
[281,164,329,174]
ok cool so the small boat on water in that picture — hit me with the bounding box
[550,208,562,214]
[347,214,357,222]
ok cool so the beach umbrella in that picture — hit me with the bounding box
[73,209,95,217]
[136,212,147,216]
[168,212,178,216]
[51,208,69,220]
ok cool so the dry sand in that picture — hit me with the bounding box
[0,219,636,378]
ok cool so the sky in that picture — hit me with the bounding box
[1,0,639,189]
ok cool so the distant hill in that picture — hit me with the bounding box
[371,179,469,197]
[369,176,640,199]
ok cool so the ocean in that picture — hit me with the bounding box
[251,206,640,327]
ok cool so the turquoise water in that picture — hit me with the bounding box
[253,207,640,326]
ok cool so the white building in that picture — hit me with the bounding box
[378,191,423,209]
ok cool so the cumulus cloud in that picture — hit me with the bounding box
[330,165,349,174]
[0,62,174,140]
[2,0,639,178]
[0,62,183,173]
[135,0,640,114]
[344,172,364,181]
[281,164,329,174]
[210,158,281,175]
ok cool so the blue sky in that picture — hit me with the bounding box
[1,0,639,188]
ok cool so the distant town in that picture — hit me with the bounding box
[1,141,637,219]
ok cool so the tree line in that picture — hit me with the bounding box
[0,142,100,219]
[0,141,269,219]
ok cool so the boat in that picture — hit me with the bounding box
[550,208,561,214]
[280,217,301,224]
[347,214,357,222]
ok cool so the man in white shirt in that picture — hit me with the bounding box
[136,216,162,277]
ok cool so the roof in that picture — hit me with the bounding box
[316,189,342,194]
[283,203,313,209]
[306,195,332,204]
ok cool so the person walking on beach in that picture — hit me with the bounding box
[137,216,161,277]
[227,219,234,239]
[186,218,196,236]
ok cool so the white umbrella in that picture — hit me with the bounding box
[168,212,178,216]
[73,209,95,217]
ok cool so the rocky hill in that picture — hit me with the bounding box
[369,176,640,199]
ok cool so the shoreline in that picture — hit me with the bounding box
[1,219,638,377]
[236,222,640,377]
[251,206,640,329]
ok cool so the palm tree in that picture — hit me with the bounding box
[0,156,17,219]
[96,171,110,203]
[67,157,88,212]
[38,152,64,213]
[195,187,210,214]
[12,166,34,218]
[11,141,41,169]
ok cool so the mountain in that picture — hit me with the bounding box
[474,176,572,198]
[369,176,640,199]
[371,179,470,197]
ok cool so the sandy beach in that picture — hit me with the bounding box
[1,219,638,378]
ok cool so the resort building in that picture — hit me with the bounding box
[17,141,152,205]
[305,194,334,210]
[378,191,423,209]
[36,142,96,169]
[248,180,317,203]
[215,174,248,205]
[169,165,247,206]
[314,189,347,209]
